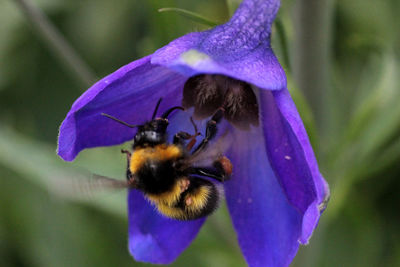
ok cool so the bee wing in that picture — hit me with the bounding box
[87,174,130,189]
[52,172,130,200]
[188,131,233,165]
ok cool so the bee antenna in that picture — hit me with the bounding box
[152,98,163,120]
[101,113,138,128]
[161,106,184,119]
[190,116,199,135]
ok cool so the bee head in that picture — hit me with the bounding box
[133,99,184,147]
[133,118,169,146]
[101,98,184,147]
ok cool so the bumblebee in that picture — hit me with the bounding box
[101,99,232,220]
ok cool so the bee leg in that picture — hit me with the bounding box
[191,156,232,182]
[174,131,201,151]
[214,156,233,177]
[173,131,192,145]
[187,116,201,150]
[189,165,230,182]
[121,149,131,163]
[121,149,133,181]
[191,108,224,155]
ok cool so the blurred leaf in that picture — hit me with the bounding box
[0,126,126,217]
[287,73,319,150]
[328,53,397,163]
[274,16,291,71]
[366,136,400,177]
[350,54,399,157]
[158,7,219,27]
[326,52,400,220]
[357,55,398,156]
[225,0,241,16]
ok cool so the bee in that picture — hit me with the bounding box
[99,99,233,220]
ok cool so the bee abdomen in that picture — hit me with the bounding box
[177,178,220,220]
[146,177,221,221]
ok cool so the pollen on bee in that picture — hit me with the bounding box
[185,197,193,206]
[184,186,210,211]
[179,178,190,193]
[218,156,233,176]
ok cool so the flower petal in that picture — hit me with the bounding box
[152,0,286,91]
[225,128,302,267]
[259,89,329,243]
[128,189,205,264]
[57,56,187,161]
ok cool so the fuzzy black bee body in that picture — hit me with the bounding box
[102,99,232,220]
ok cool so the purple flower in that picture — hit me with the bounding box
[58,0,329,266]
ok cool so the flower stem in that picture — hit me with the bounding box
[13,0,97,88]
[292,0,334,131]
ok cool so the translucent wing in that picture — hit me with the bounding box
[86,174,130,189]
[187,131,233,166]
[51,171,130,200]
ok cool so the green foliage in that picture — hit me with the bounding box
[158,7,220,27]
[225,0,242,16]
[1,0,400,266]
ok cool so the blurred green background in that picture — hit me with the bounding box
[1,0,400,266]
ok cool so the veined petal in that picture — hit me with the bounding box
[260,89,329,244]
[128,190,205,264]
[225,128,302,267]
[57,56,187,161]
[152,0,286,91]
